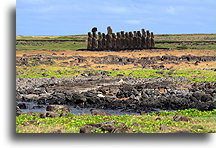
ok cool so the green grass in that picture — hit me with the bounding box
[16,41,86,51]
[16,34,216,51]
[154,34,215,41]
[155,43,215,50]
[16,35,87,40]
[16,109,216,133]
[16,64,216,82]
[108,69,216,82]
[16,65,82,78]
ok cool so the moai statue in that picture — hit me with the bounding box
[141,29,146,48]
[137,31,142,48]
[129,32,134,49]
[98,32,102,49]
[125,32,129,49]
[146,30,151,49]
[106,34,112,49]
[87,32,92,49]
[120,31,125,49]
[141,29,145,36]
[133,31,137,37]
[150,32,155,48]
[107,26,113,35]
[92,27,98,49]
[116,32,121,49]
[102,33,106,49]
[133,31,138,48]
[111,33,117,49]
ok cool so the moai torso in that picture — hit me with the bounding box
[120,31,125,49]
[92,27,98,49]
[133,31,138,48]
[106,34,112,49]
[141,29,146,48]
[116,32,121,49]
[87,32,92,49]
[102,33,106,49]
[129,32,134,48]
[137,31,142,48]
[98,32,102,49]
[150,32,155,48]
[111,33,117,49]
[146,30,150,49]
[125,32,129,49]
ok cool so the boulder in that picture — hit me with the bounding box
[90,109,111,116]
[46,105,72,114]
[173,115,189,122]
[192,92,213,102]
[40,111,60,118]
[17,103,30,109]
[22,94,39,102]
[80,125,97,133]
[160,125,169,131]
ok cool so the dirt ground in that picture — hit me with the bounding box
[16,49,215,57]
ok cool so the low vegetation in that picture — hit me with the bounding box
[16,109,216,133]
[16,63,215,83]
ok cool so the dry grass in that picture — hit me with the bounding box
[16,49,215,58]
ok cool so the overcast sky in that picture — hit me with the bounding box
[16,0,216,35]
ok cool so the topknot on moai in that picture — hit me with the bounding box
[92,27,97,33]
[86,26,155,50]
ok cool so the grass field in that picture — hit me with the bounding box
[16,34,216,50]
[16,34,216,133]
[16,109,216,133]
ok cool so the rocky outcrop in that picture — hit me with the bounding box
[16,77,216,113]
[80,120,133,133]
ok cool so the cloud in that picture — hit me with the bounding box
[166,6,176,15]
[124,20,141,25]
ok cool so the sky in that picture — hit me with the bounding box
[16,0,216,35]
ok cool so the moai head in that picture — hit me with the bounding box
[146,30,150,37]
[102,33,106,39]
[120,31,125,38]
[117,32,121,38]
[88,32,92,37]
[92,27,97,32]
[98,32,102,39]
[129,32,133,38]
[107,26,113,35]
[137,31,141,37]
[150,32,154,38]
[141,29,145,35]
[125,32,129,38]
[133,31,137,37]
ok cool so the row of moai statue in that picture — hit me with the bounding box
[87,26,155,50]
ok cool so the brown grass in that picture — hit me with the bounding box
[16,49,215,58]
